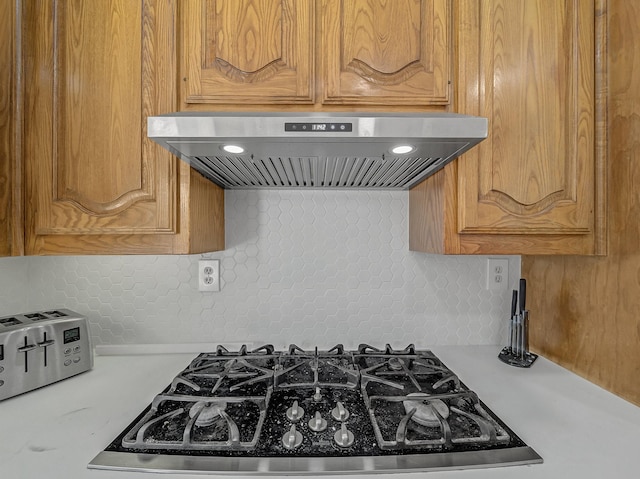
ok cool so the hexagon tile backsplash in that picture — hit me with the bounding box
[0,190,519,349]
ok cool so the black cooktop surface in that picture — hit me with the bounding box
[91,344,542,474]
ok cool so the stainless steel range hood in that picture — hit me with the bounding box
[148,112,487,189]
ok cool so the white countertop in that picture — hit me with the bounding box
[2,345,639,479]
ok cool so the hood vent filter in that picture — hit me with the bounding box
[190,154,453,189]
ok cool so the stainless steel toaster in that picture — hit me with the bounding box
[0,309,93,401]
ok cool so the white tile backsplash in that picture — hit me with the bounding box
[0,256,29,315]
[0,190,519,349]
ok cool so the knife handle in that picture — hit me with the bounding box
[518,278,527,313]
[511,289,518,318]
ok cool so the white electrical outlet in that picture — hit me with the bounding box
[486,258,509,291]
[198,259,220,292]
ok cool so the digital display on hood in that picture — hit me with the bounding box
[284,122,353,132]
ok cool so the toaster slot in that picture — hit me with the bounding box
[0,317,22,327]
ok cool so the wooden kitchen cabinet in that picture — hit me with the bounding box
[21,0,224,255]
[410,0,606,255]
[0,152,10,257]
[320,0,450,106]
[180,0,450,107]
[15,0,607,256]
[0,0,20,256]
[0,0,12,257]
[181,0,315,105]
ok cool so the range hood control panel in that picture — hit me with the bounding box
[284,122,353,132]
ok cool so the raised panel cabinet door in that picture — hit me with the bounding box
[321,0,450,105]
[457,0,596,235]
[181,0,314,104]
[23,0,180,253]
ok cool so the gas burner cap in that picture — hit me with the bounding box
[189,400,227,427]
[387,357,405,371]
[402,394,449,427]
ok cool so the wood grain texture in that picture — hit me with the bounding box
[0,0,22,256]
[183,166,225,253]
[24,0,171,239]
[408,162,601,255]
[22,0,224,254]
[321,0,450,105]
[523,0,640,406]
[410,0,605,255]
[0,0,15,256]
[459,0,595,234]
[181,0,314,104]
[55,0,145,214]
[408,167,448,254]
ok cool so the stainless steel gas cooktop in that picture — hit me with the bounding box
[89,344,542,475]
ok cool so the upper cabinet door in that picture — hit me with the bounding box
[181,0,314,105]
[410,0,605,255]
[23,0,176,246]
[22,0,224,255]
[457,0,597,236]
[321,0,450,106]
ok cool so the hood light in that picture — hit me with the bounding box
[390,145,415,155]
[222,144,245,154]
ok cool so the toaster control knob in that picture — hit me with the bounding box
[333,423,354,448]
[331,401,350,421]
[308,411,327,432]
[282,424,303,450]
[286,400,305,422]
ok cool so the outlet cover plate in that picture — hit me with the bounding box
[199,259,220,292]
[486,258,509,291]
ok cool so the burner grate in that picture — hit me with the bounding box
[90,344,542,475]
